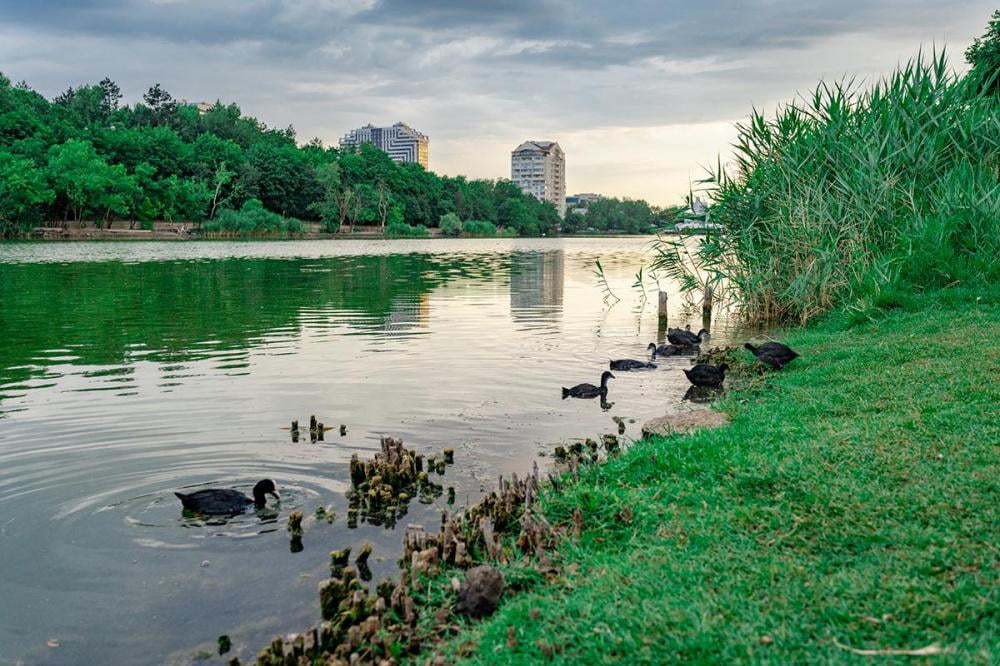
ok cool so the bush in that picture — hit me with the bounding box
[385,222,430,238]
[201,198,302,237]
[439,212,462,236]
[462,219,499,237]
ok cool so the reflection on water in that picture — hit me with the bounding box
[0,238,751,665]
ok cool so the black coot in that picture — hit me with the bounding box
[744,342,799,369]
[647,343,684,358]
[562,371,615,398]
[667,327,709,346]
[610,359,657,371]
[683,363,728,388]
[175,479,279,515]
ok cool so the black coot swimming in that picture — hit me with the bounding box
[744,342,799,369]
[562,371,615,398]
[683,363,728,388]
[610,359,657,371]
[647,343,684,358]
[667,327,709,347]
[175,479,280,515]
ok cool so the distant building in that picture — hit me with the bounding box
[565,192,602,213]
[180,100,214,114]
[511,141,566,217]
[339,122,429,168]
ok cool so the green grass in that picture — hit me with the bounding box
[441,287,999,664]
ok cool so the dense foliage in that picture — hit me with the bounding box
[0,75,561,237]
[654,42,1000,323]
[966,9,1000,95]
[562,196,672,234]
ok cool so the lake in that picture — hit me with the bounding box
[0,237,745,665]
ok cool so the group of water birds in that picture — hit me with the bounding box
[179,330,798,516]
[561,325,799,398]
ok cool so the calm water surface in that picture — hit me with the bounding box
[0,238,745,665]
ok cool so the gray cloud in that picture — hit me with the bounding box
[0,0,994,202]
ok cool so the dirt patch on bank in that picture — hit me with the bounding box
[641,409,729,437]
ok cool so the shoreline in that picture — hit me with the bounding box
[439,285,998,664]
[238,285,998,665]
[13,223,672,243]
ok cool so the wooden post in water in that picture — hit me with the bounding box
[657,291,669,341]
[702,285,714,333]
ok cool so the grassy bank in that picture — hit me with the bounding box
[439,287,999,664]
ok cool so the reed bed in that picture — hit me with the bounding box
[654,51,1000,324]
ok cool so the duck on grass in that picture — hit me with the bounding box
[744,341,800,369]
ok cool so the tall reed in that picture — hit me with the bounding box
[654,51,1000,324]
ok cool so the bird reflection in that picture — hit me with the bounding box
[682,386,724,404]
[600,395,614,411]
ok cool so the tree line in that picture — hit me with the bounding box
[562,197,682,234]
[0,74,563,237]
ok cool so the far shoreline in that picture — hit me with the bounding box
[12,222,679,242]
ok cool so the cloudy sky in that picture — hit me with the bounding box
[0,1,993,205]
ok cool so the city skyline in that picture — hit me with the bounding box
[0,1,993,206]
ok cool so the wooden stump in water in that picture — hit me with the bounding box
[657,291,668,321]
[703,286,714,315]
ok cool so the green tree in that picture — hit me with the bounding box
[498,197,535,235]
[54,84,107,126]
[94,164,136,227]
[0,149,54,236]
[46,139,113,223]
[309,162,343,232]
[160,175,209,222]
[142,83,177,125]
[98,78,122,115]
[966,10,1000,95]
[128,162,162,229]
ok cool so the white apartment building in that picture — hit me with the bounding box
[511,141,566,217]
[339,122,429,168]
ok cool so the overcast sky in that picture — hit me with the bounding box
[0,1,993,205]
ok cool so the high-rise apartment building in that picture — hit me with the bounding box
[339,122,429,168]
[511,141,566,217]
